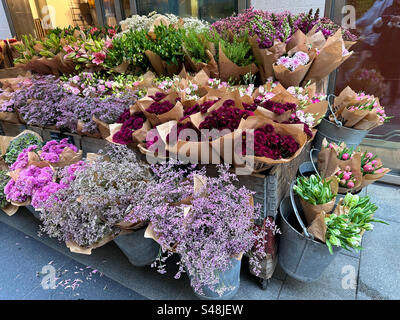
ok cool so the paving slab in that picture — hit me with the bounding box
[357,219,400,300]
[278,253,359,300]
[1,208,278,300]
[367,183,400,223]
[0,222,146,300]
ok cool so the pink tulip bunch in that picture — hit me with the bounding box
[361,151,385,176]
[335,166,356,189]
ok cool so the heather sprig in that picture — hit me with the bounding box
[40,145,153,248]
[128,162,275,296]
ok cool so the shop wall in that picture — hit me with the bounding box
[251,0,325,15]
[45,0,74,28]
[0,1,12,38]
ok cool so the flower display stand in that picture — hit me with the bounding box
[0,121,26,136]
[81,136,108,156]
[205,142,312,289]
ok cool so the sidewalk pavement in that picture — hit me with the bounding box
[0,182,398,300]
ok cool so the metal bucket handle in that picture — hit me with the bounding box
[309,148,321,179]
[289,180,314,240]
[327,94,343,127]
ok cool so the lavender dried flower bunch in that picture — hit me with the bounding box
[126,163,276,296]
[40,144,153,248]
[12,75,138,134]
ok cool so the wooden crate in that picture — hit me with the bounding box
[205,143,311,219]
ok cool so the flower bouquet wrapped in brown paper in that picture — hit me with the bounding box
[317,139,363,193]
[145,18,185,76]
[307,193,386,254]
[303,28,355,84]
[249,36,286,84]
[137,91,184,127]
[293,174,339,226]
[330,87,391,130]
[273,47,317,88]
[218,42,259,83]
[107,104,152,147]
[226,116,308,173]
[182,29,219,78]
[356,151,391,191]
[0,75,32,124]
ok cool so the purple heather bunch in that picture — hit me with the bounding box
[199,100,254,132]
[40,145,153,248]
[241,124,300,159]
[112,110,147,145]
[126,162,276,296]
[40,139,78,164]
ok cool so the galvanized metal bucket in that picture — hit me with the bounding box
[192,258,241,300]
[298,149,319,177]
[113,228,161,267]
[278,181,341,282]
[313,95,369,150]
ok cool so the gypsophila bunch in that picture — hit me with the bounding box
[40,144,153,247]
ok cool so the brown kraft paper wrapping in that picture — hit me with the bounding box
[299,176,338,225]
[249,36,286,83]
[138,92,184,126]
[220,116,308,172]
[303,29,354,84]
[1,203,19,216]
[273,49,316,88]
[218,43,259,83]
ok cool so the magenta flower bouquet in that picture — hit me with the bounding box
[232,116,307,172]
[335,166,357,190]
[137,92,184,126]
[38,139,82,168]
[198,100,254,133]
[111,109,149,145]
